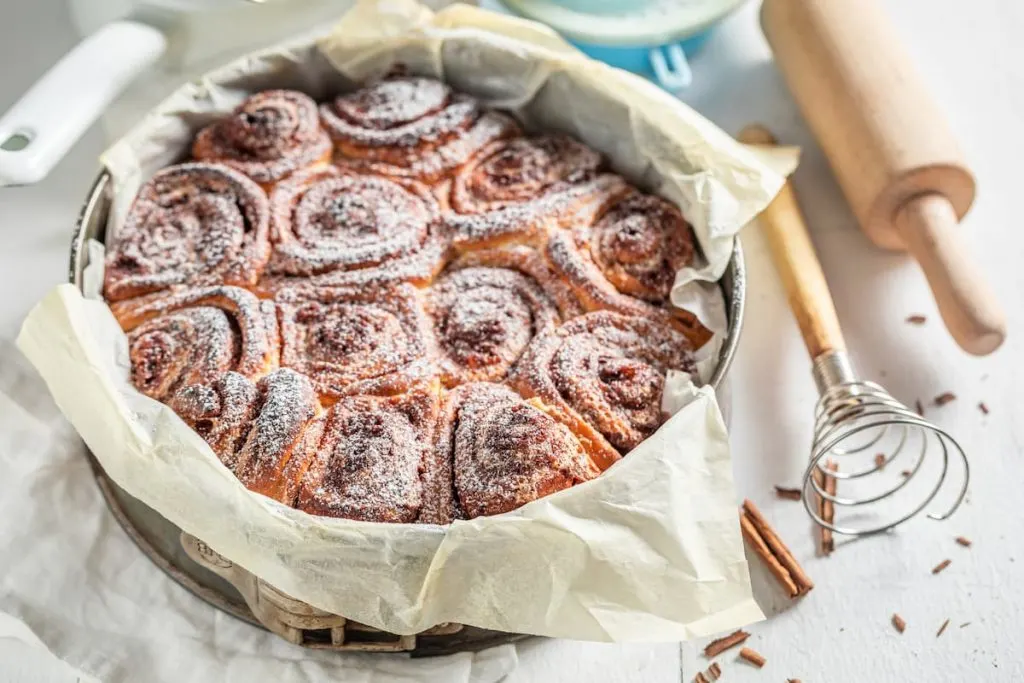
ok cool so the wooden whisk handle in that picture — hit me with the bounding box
[740,125,845,359]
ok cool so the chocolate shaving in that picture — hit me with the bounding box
[774,486,802,501]
[739,647,766,668]
[892,613,906,633]
[915,399,925,416]
[704,630,750,657]
[960,622,971,629]
[934,392,957,406]
[932,559,952,574]
[874,453,886,470]
[740,500,814,597]
[956,536,972,547]
[936,619,950,637]
[901,469,912,478]
[906,314,927,324]
[978,401,989,415]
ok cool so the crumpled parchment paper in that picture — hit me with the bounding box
[18,0,790,641]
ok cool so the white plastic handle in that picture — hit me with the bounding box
[649,43,693,91]
[0,20,167,187]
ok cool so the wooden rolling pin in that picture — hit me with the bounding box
[761,0,1005,355]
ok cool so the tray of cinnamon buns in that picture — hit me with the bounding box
[100,77,713,525]
[20,0,790,651]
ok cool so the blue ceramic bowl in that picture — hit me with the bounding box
[570,31,713,90]
[498,0,743,91]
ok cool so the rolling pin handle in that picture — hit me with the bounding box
[895,194,1006,355]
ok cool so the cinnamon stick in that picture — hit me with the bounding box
[694,674,709,683]
[703,630,750,657]
[739,647,766,668]
[741,500,814,597]
[706,662,721,681]
[739,514,800,596]
[813,461,838,555]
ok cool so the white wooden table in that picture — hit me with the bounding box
[2,1,1022,681]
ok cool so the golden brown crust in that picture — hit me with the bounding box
[112,285,278,401]
[192,90,332,188]
[507,311,696,471]
[104,163,271,301]
[433,382,599,520]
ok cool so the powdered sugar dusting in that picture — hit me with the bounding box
[589,190,694,302]
[424,265,560,386]
[193,90,331,185]
[509,311,694,454]
[115,286,275,401]
[439,383,598,519]
[446,172,626,250]
[295,389,438,522]
[170,371,259,468]
[233,368,319,502]
[451,135,602,212]
[276,284,435,400]
[267,166,440,277]
[322,76,518,182]
[104,163,270,301]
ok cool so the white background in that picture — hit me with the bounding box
[2,0,1023,681]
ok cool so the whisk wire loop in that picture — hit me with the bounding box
[801,351,969,536]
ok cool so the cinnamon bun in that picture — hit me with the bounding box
[276,284,435,401]
[321,76,518,183]
[295,385,440,522]
[112,285,278,402]
[423,254,561,387]
[431,382,599,520]
[192,90,332,187]
[508,311,696,470]
[104,163,271,301]
[170,368,321,503]
[264,165,445,284]
[546,189,710,346]
[443,135,622,249]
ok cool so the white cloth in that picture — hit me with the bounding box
[0,340,517,683]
